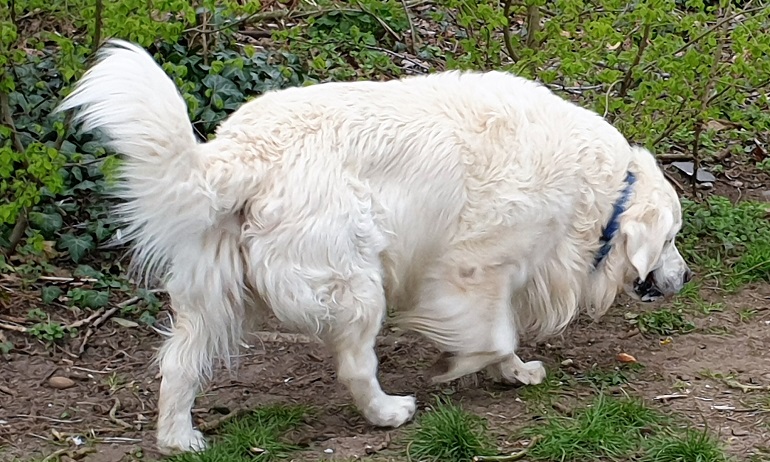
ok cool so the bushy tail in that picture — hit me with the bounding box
[57,40,223,281]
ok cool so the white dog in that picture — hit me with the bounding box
[58,40,691,453]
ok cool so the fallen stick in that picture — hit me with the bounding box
[0,321,27,333]
[473,436,542,461]
[654,393,690,401]
[41,446,95,462]
[108,398,134,430]
[78,296,140,356]
[198,409,250,432]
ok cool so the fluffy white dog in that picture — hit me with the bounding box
[58,40,691,453]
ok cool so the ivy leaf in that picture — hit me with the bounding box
[28,211,63,235]
[41,286,63,304]
[59,233,94,263]
[70,288,109,309]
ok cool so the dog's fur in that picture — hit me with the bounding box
[58,40,691,453]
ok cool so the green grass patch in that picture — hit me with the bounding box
[520,394,730,462]
[626,308,696,336]
[521,394,664,461]
[407,397,494,462]
[642,428,729,462]
[165,405,309,462]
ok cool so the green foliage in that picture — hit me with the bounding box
[166,405,308,462]
[274,0,407,80]
[27,321,76,344]
[521,394,730,461]
[407,397,494,462]
[627,308,697,336]
[522,394,667,461]
[158,41,310,134]
[680,196,770,290]
[642,428,729,462]
[438,0,770,153]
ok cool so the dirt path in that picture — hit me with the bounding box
[1,286,769,461]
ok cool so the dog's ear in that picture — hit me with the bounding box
[622,210,671,279]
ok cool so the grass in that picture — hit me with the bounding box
[627,308,696,336]
[521,394,665,461]
[520,394,730,462]
[641,428,730,462]
[407,397,494,462]
[164,405,309,462]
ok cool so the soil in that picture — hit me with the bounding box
[2,279,770,462]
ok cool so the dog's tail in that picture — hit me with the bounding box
[57,40,239,281]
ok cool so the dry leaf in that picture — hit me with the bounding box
[616,353,636,363]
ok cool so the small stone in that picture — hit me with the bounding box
[561,359,574,367]
[48,376,76,390]
[324,448,334,454]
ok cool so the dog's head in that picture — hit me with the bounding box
[619,147,692,302]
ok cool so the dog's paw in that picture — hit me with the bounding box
[364,394,417,428]
[157,429,207,455]
[516,360,547,385]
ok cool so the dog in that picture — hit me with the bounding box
[57,40,691,453]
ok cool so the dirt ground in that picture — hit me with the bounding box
[1,281,769,462]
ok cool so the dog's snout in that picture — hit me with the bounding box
[683,268,694,285]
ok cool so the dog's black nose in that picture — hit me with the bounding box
[683,269,694,284]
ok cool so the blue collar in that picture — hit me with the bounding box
[593,171,636,269]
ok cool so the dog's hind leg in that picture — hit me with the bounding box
[155,232,246,454]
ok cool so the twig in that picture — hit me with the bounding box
[66,309,104,330]
[473,436,542,461]
[603,79,622,119]
[524,4,540,49]
[0,384,16,396]
[654,393,690,401]
[0,91,28,257]
[92,0,103,54]
[109,398,134,429]
[692,3,730,196]
[651,97,688,147]
[0,321,27,333]
[618,22,650,98]
[198,409,250,432]
[400,0,419,54]
[78,296,140,356]
[363,46,430,72]
[13,415,84,424]
[502,0,520,62]
[39,276,99,283]
[354,0,402,43]
[42,447,95,462]
[723,379,770,393]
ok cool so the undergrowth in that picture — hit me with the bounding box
[165,405,309,462]
[680,196,770,291]
[407,397,495,462]
[521,394,729,462]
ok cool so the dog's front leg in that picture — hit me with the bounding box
[493,353,547,385]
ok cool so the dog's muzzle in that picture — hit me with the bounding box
[633,273,664,302]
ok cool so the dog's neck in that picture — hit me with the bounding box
[592,171,636,269]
